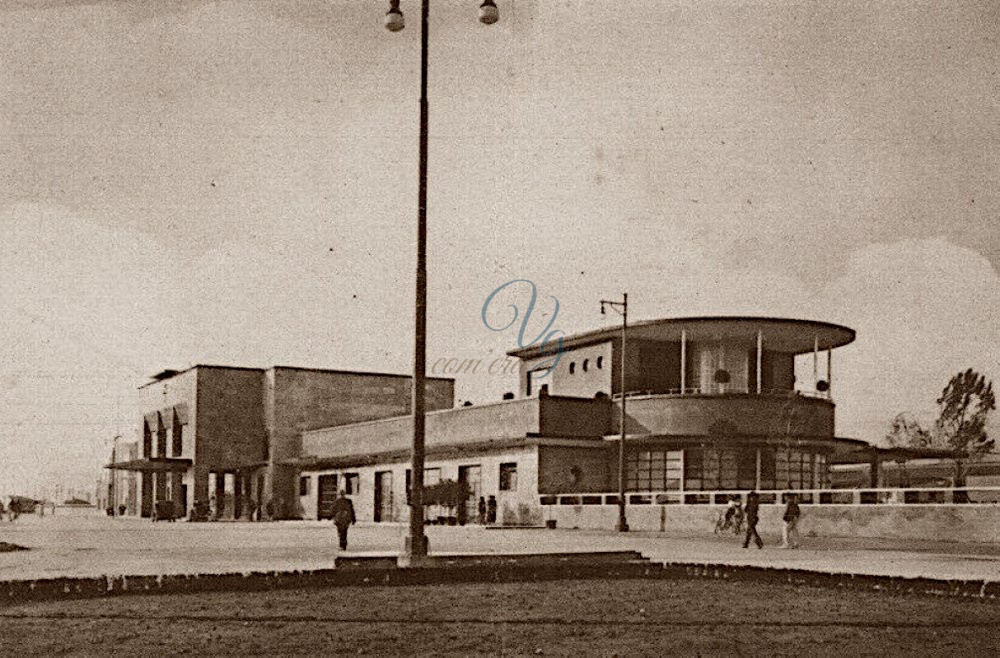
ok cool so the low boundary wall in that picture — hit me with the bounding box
[543,504,1000,543]
[1,552,996,606]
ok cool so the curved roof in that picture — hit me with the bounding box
[507,316,855,358]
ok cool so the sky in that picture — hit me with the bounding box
[1,0,998,497]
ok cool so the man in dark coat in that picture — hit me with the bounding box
[742,491,764,549]
[332,492,356,550]
[782,493,801,549]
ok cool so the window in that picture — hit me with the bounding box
[596,356,603,369]
[499,463,518,491]
[582,359,589,372]
[299,476,311,496]
[759,448,776,490]
[569,362,576,374]
[344,473,360,494]
[627,450,683,491]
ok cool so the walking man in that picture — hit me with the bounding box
[782,493,801,549]
[332,491,356,550]
[486,495,497,525]
[742,491,764,549]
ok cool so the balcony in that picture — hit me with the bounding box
[615,390,835,438]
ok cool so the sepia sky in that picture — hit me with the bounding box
[1,0,998,496]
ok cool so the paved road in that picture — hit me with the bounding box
[0,512,997,582]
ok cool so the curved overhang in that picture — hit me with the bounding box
[508,316,855,358]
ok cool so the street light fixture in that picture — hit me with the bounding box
[600,293,629,532]
[385,0,500,564]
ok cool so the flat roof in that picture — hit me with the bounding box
[140,364,454,388]
[508,316,856,358]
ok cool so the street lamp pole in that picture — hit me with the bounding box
[385,0,500,563]
[600,293,629,532]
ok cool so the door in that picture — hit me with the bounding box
[458,465,482,524]
[374,471,393,522]
[317,474,339,520]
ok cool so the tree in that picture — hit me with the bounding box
[885,412,933,449]
[884,412,932,487]
[934,368,996,489]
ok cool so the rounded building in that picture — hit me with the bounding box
[509,316,858,497]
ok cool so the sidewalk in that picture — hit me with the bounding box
[0,513,997,582]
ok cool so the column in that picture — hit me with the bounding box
[755,448,762,490]
[679,330,687,393]
[813,336,819,389]
[215,472,226,519]
[233,473,243,520]
[827,348,833,395]
[756,330,763,394]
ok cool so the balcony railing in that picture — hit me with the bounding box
[540,486,1000,507]
[612,387,831,400]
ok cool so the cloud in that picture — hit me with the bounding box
[815,237,1000,442]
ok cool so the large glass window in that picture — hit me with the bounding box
[299,476,311,496]
[627,450,683,491]
[759,447,776,490]
[344,473,360,494]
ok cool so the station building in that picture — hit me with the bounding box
[110,366,454,519]
[295,316,863,525]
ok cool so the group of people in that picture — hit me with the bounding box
[476,495,497,525]
[719,492,801,549]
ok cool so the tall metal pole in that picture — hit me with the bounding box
[617,294,629,532]
[405,0,430,562]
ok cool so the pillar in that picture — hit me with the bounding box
[869,454,880,488]
[813,336,819,389]
[233,473,243,520]
[755,448,762,490]
[827,348,833,395]
[755,330,763,394]
[140,472,153,518]
[679,330,687,393]
[215,472,226,519]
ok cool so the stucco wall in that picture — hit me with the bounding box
[620,393,834,438]
[138,369,201,515]
[537,445,611,494]
[299,447,540,525]
[196,367,267,471]
[302,396,609,461]
[542,503,1000,543]
[519,341,613,398]
[266,368,454,517]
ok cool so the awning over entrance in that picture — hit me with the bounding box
[105,457,192,473]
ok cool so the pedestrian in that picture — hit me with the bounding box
[332,490,356,550]
[477,496,487,525]
[486,495,497,525]
[742,491,764,549]
[782,493,801,549]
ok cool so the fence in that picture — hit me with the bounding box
[540,486,1000,508]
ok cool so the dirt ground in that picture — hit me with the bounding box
[0,578,997,656]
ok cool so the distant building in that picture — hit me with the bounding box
[108,366,454,519]
[296,316,863,525]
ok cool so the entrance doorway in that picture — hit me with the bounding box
[458,464,482,524]
[374,471,393,522]
[317,474,339,520]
